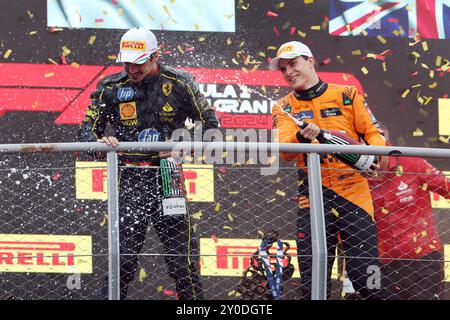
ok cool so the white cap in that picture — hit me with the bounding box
[116,27,158,64]
[269,41,313,71]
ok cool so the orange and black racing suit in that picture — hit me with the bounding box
[272,80,387,299]
[79,64,218,299]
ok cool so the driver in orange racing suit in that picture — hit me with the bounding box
[271,41,390,299]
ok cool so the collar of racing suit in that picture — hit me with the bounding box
[294,79,328,100]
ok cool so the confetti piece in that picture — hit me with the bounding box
[274,26,280,36]
[27,10,34,18]
[266,11,278,17]
[319,57,332,65]
[227,213,234,222]
[276,190,286,197]
[215,203,221,212]
[198,36,205,42]
[29,31,37,35]
[424,97,432,105]
[336,55,345,64]
[361,67,369,75]
[331,208,339,217]
[395,165,404,176]
[89,35,96,45]
[428,82,437,89]
[421,183,428,191]
[228,191,239,195]
[377,35,387,44]
[436,56,442,67]
[413,128,423,137]
[382,61,387,72]
[401,89,410,98]
[310,25,321,30]
[381,208,389,215]
[415,247,423,255]
[3,49,12,59]
[422,41,428,52]
[52,172,62,181]
[48,58,58,65]
[223,226,232,230]
[304,0,314,3]
[62,46,71,56]
[352,50,361,56]
[44,72,55,78]
[297,30,306,37]
[192,210,202,220]
[156,285,164,293]
[100,214,108,227]
[439,136,450,144]
[107,55,117,60]
[138,268,148,283]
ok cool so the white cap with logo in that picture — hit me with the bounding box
[117,27,158,64]
[269,41,313,71]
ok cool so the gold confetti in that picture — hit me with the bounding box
[267,198,276,203]
[3,49,12,59]
[228,191,239,195]
[44,72,55,78]
[439,136,450,144]
[436,56,442,67]
[377,35,387,44]
[413,128,423,137]
[361,67,369,75]
[412,84,422,88]
[29,31,37,35]
[267,46,277,50]
[27,10,34,18]
[62,46,71,56]
[401,89,410,98]
[100,214,108,227]
[310,25,321,30]
[215,203,221,212]
[421,63,429,69]
[191,210,203,220]
[276,2,285,9]
[89,35,96,45]
[331,208,340,217]
[226,38,232,45]
[428,82,437,89]
[223,226,233,230]
[177,45,184,54]
[48,58,58,65]
[381,208,389,215]
[297,30,307,38]
[422,41,428,52]
[231,58,239,65]
[421,183,428,191]
[276,190,286,197]
[382,61,387,72]
[424,97,433,105]
[304,0,314,3]
[429,70,435,78]
[156,285,164,293]
[108,55,117,60]
[138,267,148,283]
[351,50,361,55]
[415,247,423,255]
[227,213,234,222]
[198,36,206,42]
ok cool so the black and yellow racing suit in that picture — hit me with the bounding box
[79,64,218,299]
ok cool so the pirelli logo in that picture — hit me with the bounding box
[120,40,146,51]
[277,45,294,56]
[0,234,93,273]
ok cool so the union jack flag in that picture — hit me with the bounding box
[329,0,450,39]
